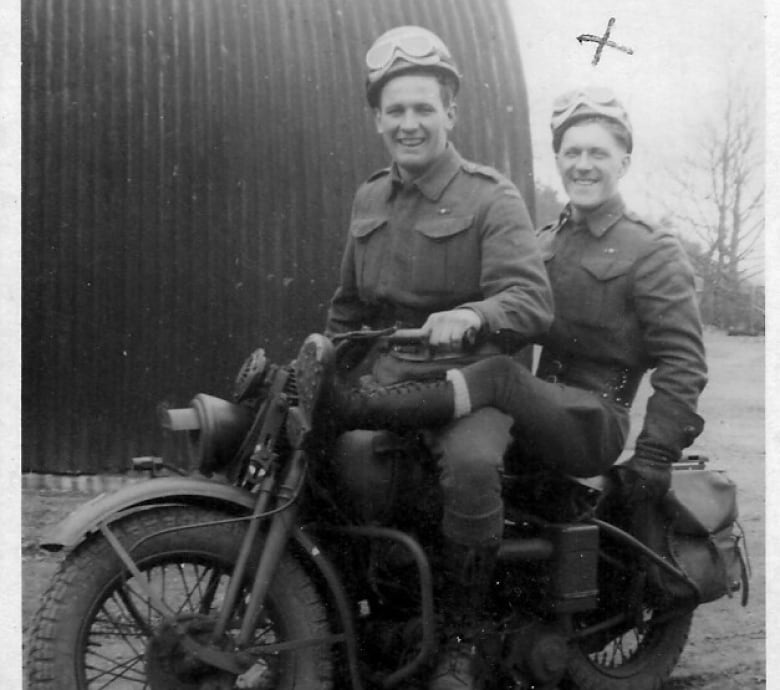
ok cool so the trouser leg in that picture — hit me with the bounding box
[319,351,627,477]
[424,409,510,688]
[430,407,512,547]
[460,356,629,476]
[335,353,628,477]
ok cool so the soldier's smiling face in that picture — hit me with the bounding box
[374,74,456,180]
[556,121,631,216]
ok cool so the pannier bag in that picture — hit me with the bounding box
[638,461,749,606]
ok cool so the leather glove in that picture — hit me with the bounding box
[612,453,672,505]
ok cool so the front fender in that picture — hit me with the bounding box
[41,475,256,552]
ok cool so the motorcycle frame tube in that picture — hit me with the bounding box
[319,524,437,689]
[293,528,366,690]
[588,517,701,601]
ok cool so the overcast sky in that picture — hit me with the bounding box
[509,0,766,218]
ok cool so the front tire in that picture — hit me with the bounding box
[26,506,334,689]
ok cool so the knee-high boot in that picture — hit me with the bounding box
[335,377,458,431]
[295,334,462,432]
[429,540,498,690]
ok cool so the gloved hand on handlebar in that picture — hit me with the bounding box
[612,443,675,505]
[421,308,482,349]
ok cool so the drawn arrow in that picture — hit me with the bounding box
[576,18,634,65]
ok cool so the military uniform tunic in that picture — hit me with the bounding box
[537,194,707,460]
[326,144,553,343]
[459,193,707,477]
[326,144,553,548]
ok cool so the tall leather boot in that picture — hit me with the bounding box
[429,541,498,690]
[335,377,458,431]
[295,334,460,433]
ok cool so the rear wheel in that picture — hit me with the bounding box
[564,605,693,690]
[26,506,334,689]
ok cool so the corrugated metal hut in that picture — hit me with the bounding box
[22,0,534,474]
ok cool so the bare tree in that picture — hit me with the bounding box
[665,86,764,330]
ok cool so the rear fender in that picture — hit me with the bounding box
[41,475,255,552]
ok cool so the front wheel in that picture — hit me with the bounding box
[26,506,334,689]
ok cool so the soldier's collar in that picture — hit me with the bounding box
[564,195,625,238]
[389,144,460,202]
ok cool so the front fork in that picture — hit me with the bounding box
[233,456,301,645]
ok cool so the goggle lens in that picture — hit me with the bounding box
[366,34,441,71]
[552,87,618,114]
[365,41,394,70]
[550,87,630,134]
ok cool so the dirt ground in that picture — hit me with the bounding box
[21,328,766,688]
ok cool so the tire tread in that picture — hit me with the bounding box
[26,506,334,689]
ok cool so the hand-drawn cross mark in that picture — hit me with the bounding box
[577,17,634,66]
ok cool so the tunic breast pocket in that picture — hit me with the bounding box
[350,216,388,290]
[410,215,475,295]
[573,255,633,328]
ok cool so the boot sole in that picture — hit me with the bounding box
[294,334,334,430]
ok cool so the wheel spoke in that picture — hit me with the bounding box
[114,583,155,637]
[81,559,239,687]
[121,579,166,626]
[172,562,192,615]
[160,564,167,609]
[174,561,211,615]
[586,608,657,669]
[90,594,147,658]
[253,614,279,644]
[200,567,224,614]
[84,647,146,687]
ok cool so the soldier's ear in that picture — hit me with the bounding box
[618,153,631,178]
[445,102,457,131]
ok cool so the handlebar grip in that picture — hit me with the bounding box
[389,327,479,350]
[388,328,429,345]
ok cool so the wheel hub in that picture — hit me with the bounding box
[145,615,235,690]
[504,621,569,688]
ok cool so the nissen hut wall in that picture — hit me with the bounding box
[22,0,533,473]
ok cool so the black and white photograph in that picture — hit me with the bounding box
[13,0,770,688]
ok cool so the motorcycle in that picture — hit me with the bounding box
[26,328,749,689]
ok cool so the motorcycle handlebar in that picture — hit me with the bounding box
[331,326,479,351]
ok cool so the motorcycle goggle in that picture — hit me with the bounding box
[550,87,630,132]
[366,33,452,84]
